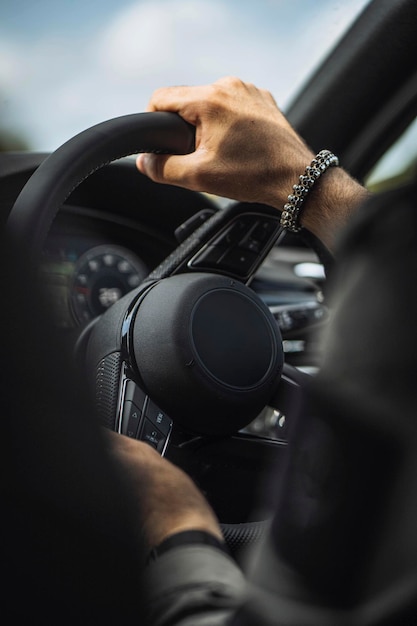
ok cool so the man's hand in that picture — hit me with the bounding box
[137,76,313,208]
[136,76,369,251]
[106,432,223,550]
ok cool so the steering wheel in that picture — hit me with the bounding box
[7,112,307,553]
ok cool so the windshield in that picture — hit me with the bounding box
[1,0,370,151]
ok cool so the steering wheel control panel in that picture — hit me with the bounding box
[189,213,282,280]
[119,379,172,455]
[271,301,328,333]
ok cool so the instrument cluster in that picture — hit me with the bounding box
[41,234,149,328]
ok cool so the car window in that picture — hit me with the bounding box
[366,116,417,192]
[0,0,371,151]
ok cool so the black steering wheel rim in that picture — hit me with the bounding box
[7,112,195,261]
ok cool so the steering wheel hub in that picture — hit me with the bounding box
[190,288,277,389]
[132,273,283,434]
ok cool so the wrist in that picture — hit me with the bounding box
[269,154,369,252]
[144,514,224,549]
[279,150,340,234]
[147,529,229,563]
[301,167,370,250]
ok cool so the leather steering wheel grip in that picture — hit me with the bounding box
[6,112,195,261]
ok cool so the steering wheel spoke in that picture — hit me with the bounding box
[147,202,285,286]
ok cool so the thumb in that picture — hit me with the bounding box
[136,153,168,183]
[136,152,197,190]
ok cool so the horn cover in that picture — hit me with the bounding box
[132,273,283,435]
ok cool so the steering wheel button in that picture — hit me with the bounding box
[215,220,248,246]
[252,219,278,241]
[140,418,166,452]
[146,400,172,436]
[192,245,223,268]
[220,247,258,276]
[239,237,262,253]
[243,221,279,252]
[124,380,147,411]
[121,400,142,438]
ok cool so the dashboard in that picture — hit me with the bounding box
[2,153,326,370]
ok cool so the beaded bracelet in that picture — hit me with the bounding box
[279,149,339,233]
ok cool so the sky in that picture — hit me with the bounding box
[0,0,370,151]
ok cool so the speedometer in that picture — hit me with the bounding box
[70,244,148,324]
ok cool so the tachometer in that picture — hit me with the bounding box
[70,244,148,324]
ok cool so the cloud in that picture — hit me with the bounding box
[95,0,232,80]
[0,41,26,89]
[0,0,370,150]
